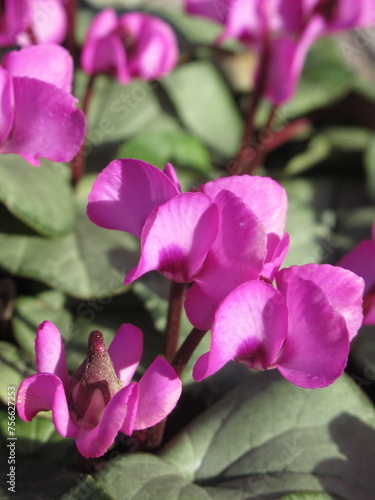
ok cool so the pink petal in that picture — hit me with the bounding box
[275,277,350,388]
[0,0,31,46]
[185,283,218,330]
[201,175,287,237]
[35,321,70,389]
[3,44,73,93]
[193,281,288,381]
[125,192,219,284]
[17,373,76,438]
[87,159,179,237]
[338,240,375,295]
[76,383,139,458]
[17,0,67,46]
[85,8,118,42]
[276,264,364,341]
[81,34,129,84]
[1,77,85,166]
[0,68,14,146]
[262,232,290,281]
[108,324,143,386]
[163,163,181,193]
[193,189,267,301]
[133,357,182,430]
[119,12,178,80]
[185,0,229,23]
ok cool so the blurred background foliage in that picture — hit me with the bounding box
[1,1,375,498]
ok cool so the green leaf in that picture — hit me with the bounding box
[117,129,211,175]
[66,372,375,499]
[284,136,331,176]
[0,177,138,299]
[365,135,375,201]
[0,156,74,236]
[0,342,30,404]
[323,127,372,152]
[284,38,355,119]
[161,61,243,158]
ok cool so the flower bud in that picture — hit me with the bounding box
[68,330,122,428]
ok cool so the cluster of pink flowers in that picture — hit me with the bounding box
[87,159,364,389]
[186,0,375,104]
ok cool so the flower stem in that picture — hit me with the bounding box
[146,326,208,450]
[71,74,96,186]
[171,327,207,378]
[163,282,186,362]
[65,0,78,64]
[229,39,271,176]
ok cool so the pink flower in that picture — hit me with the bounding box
[0,44,85,166]
[87,159,289,328]
[17,321,182,458]
[193,264,364,388]
[0,0,67,47]
[338,223,375,325]
[186,0,375,104]
[81,9,179,84]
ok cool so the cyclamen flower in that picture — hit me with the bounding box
[186,0,375,104]
[0,44,85,166]
[193,264,364,389]
[0,0,67,47]
[87,159,289,329]
[338,222,375,325]
[81,9,179,83]
[17,321,182,458]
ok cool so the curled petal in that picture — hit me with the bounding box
[17,373,76,438]
[276,264,364,341]
[163,163,181,193]
[185,283,218,330]
[35,321,70,389]
[275,277,350,388]
[262,232,290,282]
[0,67,13,146]
[125,192,219,284]
[133,357,182,430]
[85,8,118,42]
[1,77,85,166]
[76,383,139,458]
[108,324,143,386]
[87,159,179,237]
[3,44,73,93]
[119,12,178,80]
[193,281,288,381]
[194,189,267,301]
[201,175,287,237]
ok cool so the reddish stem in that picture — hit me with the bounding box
[71,74,96,186]
[163,282,186,362]
[171,327,207,378]
[65,0,78,64]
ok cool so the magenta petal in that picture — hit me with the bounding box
[262,232,290,281]
[194,189,267,301]
[275,277,350,389]
[3,44,73,93]
[193,281,288,381]
[276,264,364,341]
[201,175,287,237]
[163,163,181,193]
[133,357,182,430]
[35,321,70,389]
[0,68,13,146]
[1,77,85,166]
[16,0,67,46]
[17,373,76,438]
[119,13,178,80]
[85,8,118,41]
[185,283,218,330]
[185,0,229,23]
[338,240,375,295]
[125,192,219,284]
[0,0,31,46]
[81,34,129,83]
[108,324,143,386]
[87,159,179,237]
[76,383,139,458]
